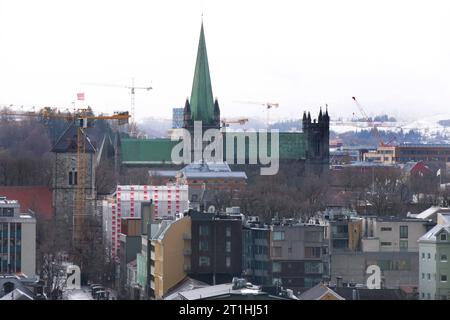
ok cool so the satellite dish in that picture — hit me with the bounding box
[208,205,216,213]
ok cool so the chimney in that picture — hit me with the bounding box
[336,276,343,288]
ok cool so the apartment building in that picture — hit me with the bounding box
[149,216,191,299]
[418,213,450,300]
[330,216,432,289]
[0,197,36,277]
[189,210,243,285]
[363,144,450,164]
[242,217,271,286]
[269,220,328,292]
[362,216,432,252]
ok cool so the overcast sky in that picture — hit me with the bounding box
[1,0,449,123]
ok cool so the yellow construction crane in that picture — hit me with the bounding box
[233,100,279,127]
[83,78,152,136]
[1,108,130,251]
[221,117,249,128]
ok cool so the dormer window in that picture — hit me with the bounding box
[440,233,447,241]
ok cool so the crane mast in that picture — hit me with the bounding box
[1,108,130,259]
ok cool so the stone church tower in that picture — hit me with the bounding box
[303,108,330,176]
[51,123,97,246]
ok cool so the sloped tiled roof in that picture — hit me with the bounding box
[0,186,53,219]
[51,122,96,153]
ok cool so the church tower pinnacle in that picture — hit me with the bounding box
[188,22,217,128]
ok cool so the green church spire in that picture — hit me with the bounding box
[190,22,215,125]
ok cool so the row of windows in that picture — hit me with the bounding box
[0,208,14,217]
[421,252,448,262]
[421,273,447,282]
[199,240,232,253]
[198,225,232,237]
[379,226,408,239]
[399,149,450,155]
[367,259,411,271]
[0,223,22,273]
[198,256,231,268]
[421,292,448,300]
[272,261,323,274]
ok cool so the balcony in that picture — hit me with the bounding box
[183,233,192,240]
[150,265,155,275]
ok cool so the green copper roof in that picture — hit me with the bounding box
[120,133,306,165]
[223,132,306,161]
[190,23,215,125]
[120,139,179,164]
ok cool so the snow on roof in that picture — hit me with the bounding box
[416,206,450,220]
[419,224,450,242]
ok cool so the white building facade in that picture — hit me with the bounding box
[0,197,36,277]
[102,184,189,257]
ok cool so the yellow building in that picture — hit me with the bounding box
[151,216,192,299]
[363,146,396,164]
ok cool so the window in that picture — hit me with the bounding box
[273,231,285,241]
[0,208,13,217]
[380,227,392,231]
[399,240,408,252]
[380,242,392,246]
[421,292,425,299]
[68,170,77,185]
[441,254,448,262]
[226,227,231,237]
[440,233,447,241]
[427,253,431,260]
[199,240,209,251]
[305,262,323,274]
[427,293,431,299]
[225,241,231,253]
[427,273,431,280]
[400,226,408,239]
[441,274,448,282]
[272,262,281,273]
[422,252,425,260]
[199,256,210,267]
[272,247,282,257]
[191,194,198,202]
[421,273,425,279]
[199,225,209,236]
[226,256,231,268]
[305,247,321,258]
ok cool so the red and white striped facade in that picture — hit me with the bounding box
[102,184,189,257]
